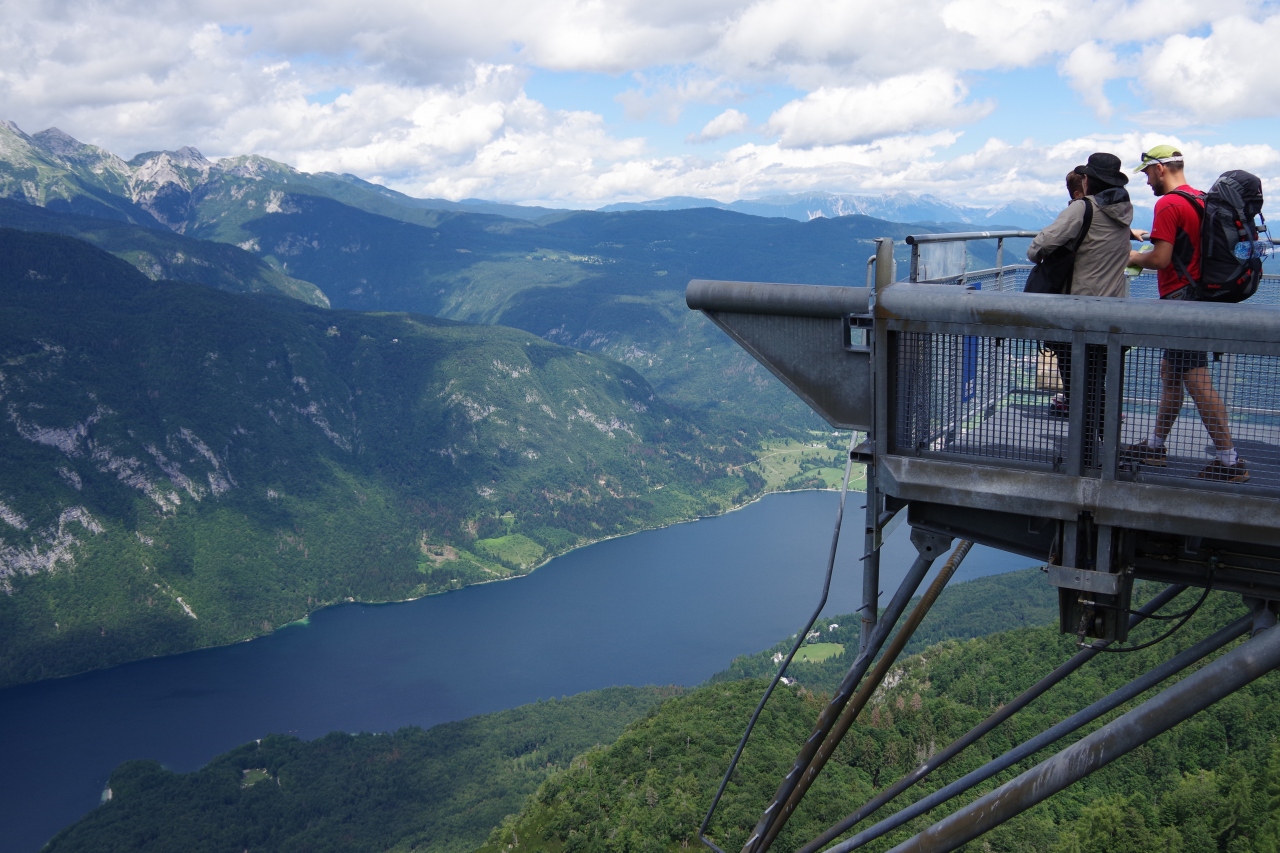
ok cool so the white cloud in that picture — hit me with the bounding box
[0,0,1277,213]
[615,72,740,123]
[687,108,751,143]
[1138,14,1280,123]
[764,70,992,148]
[1060,41,1129,120]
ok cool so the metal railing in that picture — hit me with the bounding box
[906,230,1037,288]
[905,229,1280,305]
[887,293,1280,495]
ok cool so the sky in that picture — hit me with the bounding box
[2,0,1279,210]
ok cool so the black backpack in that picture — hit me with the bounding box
[1169,170,1265,303]
[1025,197,1093,295]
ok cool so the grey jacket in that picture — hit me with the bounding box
[1026,188,1134,297]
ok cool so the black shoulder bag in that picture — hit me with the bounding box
[1024,198,1094,295]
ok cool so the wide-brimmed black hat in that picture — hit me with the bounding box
[1073,152,1128,188]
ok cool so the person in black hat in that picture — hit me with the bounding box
[1027,153,1133,298]
[1027,153,1135,456]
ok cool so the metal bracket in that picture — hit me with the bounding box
[1047,565,1123,596]
[844,313,874,353]
[910,528,953,560]
[850,439,875,465]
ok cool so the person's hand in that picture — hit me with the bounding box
[1130,228,1149,242]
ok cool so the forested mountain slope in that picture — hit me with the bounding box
[484,589,1279,853]
[43,687,678,853]
[0,230,762,687]
[0,122,997,428]
[0,198,326,306]
[223,198,931,424]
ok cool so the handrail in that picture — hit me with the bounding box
[907,230,1039,285]
[688,278,1280,342]
[905,230,1039,244]
[686,279,870,318]
[877,282,1280,346]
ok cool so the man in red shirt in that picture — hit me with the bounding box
[1125,145,1247,482]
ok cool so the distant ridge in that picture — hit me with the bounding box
[0,119,1055,231]
[601,191,1058,230]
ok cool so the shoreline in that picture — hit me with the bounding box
[383,482,864,603]
[2,485,865,691]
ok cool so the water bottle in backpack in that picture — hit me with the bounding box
[1232,217,1276,261]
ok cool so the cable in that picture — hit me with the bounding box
[697,431,859,853]
[1098,567,1215,654]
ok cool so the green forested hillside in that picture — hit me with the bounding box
[484,590,1279,853]
[217,195,928,425]
[0,198,327,305]
[0,230,768,686]
[710,566,1057,686]
[42,687,678,853]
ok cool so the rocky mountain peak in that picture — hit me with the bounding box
[173,146,211,168]
[31,127,85,157]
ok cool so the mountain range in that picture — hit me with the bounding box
[1,120,1009,430]
[0,120,1054,234]
[601,191,1058,229]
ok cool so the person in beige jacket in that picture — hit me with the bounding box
[1027,152,1134,454]
[1027,152,1134,297]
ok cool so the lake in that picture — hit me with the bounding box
[0,490,1037,852]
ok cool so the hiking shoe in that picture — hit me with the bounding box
[1198,458,1250,483]
[1124,441,1167,467]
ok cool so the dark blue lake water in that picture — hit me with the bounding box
[0,490,1036,852]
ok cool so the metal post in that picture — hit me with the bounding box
[859,238,894,654]
[885,620,1280,853]
[860,484,880,653]
[875,238,894,292]
[996,237,1004,291]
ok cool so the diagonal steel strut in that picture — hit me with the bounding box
[884,616,1280,853]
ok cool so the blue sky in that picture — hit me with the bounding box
[2,0,1279,209]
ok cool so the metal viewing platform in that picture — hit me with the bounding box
[688,234,1280,853]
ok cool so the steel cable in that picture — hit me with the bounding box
[697,431,860,853]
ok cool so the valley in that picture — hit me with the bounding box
[0,229,772,688]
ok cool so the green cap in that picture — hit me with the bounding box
[1134,144,1183,173]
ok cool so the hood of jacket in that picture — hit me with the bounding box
[1092,186,1133,226]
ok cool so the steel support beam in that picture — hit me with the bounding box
[742,529,949,853]
[823,612,1252,853]
[884,620,1280,853]
[796,584,1186,853]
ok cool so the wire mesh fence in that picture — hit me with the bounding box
[1120,348,1280,488]
[893,332,1280,491]
[898,234,1280,488]
[894,332,1069,467]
